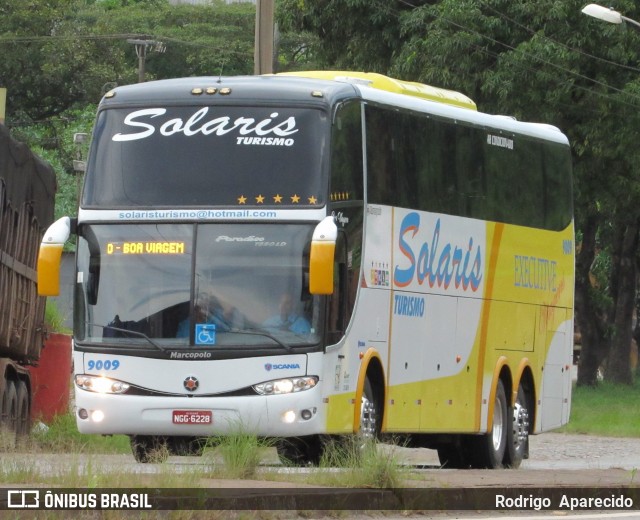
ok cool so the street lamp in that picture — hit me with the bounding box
[581,3,640,30]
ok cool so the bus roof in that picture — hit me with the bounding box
[100,73,568,146]
[277,71,567,145]
[99,75,358,108]
[359,84,569,145]
[276,71,477,111]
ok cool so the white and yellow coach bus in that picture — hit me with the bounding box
[38,71,574,468]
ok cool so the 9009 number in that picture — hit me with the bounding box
[87,359,120,371]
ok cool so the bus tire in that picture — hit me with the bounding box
[504,384,529,469]
[130,435,170,463]
[470,379,508,469]
[437,437,471,469]
[167,436,206,457]
[275,435,322,466]
[16,380,30,437]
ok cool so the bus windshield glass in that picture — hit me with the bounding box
[75,223,321,349]
[82,106,327,207]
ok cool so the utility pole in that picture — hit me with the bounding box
[127,39,166,83]
[254,0,275,75]
[0,88,6,125]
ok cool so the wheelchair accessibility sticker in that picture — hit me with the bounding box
[195,323,216,345]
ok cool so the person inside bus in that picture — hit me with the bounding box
[176,294,244,338]
[262,291,311,335]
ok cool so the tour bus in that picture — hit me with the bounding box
[38,71,574,468]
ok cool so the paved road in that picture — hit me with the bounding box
[2,433,639,518]
[390,431,640,471]
[2,432,639,485]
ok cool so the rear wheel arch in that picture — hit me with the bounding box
[487,358,512,431]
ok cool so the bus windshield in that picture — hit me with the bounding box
[82,106,328,208]
[75,223,321,349]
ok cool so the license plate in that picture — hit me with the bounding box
[172,410,212,425]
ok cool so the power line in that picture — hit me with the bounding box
[0,33,140,43]
[382,0,640,107]
[0,32,253,57]
[476,0,640,74]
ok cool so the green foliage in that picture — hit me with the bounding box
[2,1,257,224]
[206,432,273,479]
[562,378,640,437]
[45,300,71,333]
[30,412,130,453]
[0,0,255,123]
[313,437,405,488]
[11,104,96,230]
[277,0,404,73]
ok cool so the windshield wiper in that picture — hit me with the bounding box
[86,322,166,352]
[229,328,293,352]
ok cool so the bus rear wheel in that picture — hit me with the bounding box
[504,384,530,468]
[470,379,508,469]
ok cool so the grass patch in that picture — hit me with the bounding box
[30,412,130,454]
[562,379,640,437]
[45,300,72,333]
[0,459,45,484]
[204,432,274,479]
[309,437,405,488]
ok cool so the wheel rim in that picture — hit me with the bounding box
[512,400,529,449]
[360,394,377,439]
[492,394,504,451]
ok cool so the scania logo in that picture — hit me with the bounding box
[264,363,301,371]
[183,376,199,392]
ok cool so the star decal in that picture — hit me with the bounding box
[255,194,265,204]
[237,195,247,204]
[308,195,318,204]
[273,194,283,203]
[291,194,300,203]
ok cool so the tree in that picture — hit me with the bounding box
[95,1,255,80]
[278,0,640,385]
[1,0,257,229]
[0,0,256,123]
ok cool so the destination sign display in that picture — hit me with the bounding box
[106,241,186,255]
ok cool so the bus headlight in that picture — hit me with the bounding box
[75,374,130,394]
[253,376,318,395]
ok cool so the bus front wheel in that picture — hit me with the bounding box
[130,435,170,463]
[437,436,472,469]
[359,377,380,440]
[470,379,508,469]
[275,435,322,466]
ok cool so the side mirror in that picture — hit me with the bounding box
[37,216,71,296]
[309,216,338,295]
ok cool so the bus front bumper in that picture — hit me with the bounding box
[74,386,324,437]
